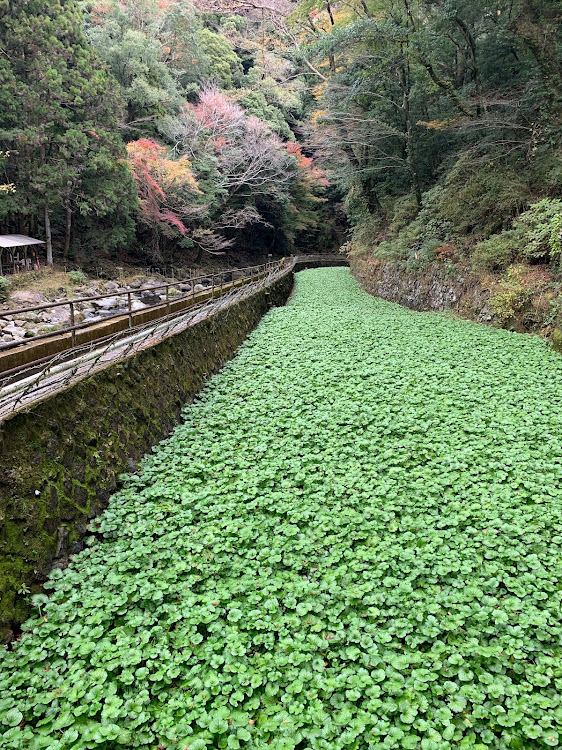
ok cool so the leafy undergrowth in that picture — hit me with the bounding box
[2,268,562,750]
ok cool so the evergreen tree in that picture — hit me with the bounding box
[0,0,138,263]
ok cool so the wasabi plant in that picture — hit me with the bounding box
[1,269,562,749]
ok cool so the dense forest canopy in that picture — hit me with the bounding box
[0,0,561,270]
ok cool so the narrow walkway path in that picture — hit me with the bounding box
[2,269,562,749]
[0,263,290,422]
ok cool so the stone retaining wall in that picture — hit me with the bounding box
[0,272,293,640]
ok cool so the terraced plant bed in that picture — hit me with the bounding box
[1,268,562,749]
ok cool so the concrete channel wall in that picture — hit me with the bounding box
[0,271,294,640]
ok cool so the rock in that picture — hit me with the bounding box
[46,307,71,325]
[128,279,144,289]
[1,334,13,343]
[9,290,48,307]
[142,277,162,288]
[83,315,102,324]
[105,280,119,291]
[13,318,26,327]
[139,292,162,306]
[193,284,207,293]
[0,629,14,645]
[3,324,26,338]
[178,283,192,292]
[130,300,146,311]
[98,309,122,318]
[92,296,126,310]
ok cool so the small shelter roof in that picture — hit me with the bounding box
[0,234,45,248]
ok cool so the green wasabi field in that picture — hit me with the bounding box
[1,268,562,750]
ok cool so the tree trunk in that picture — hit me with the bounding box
[152,228,161,261]
[342,145,385,218]
[455,45,467,87]
[510,0,562,101]
[64,202,72,258]
[455,17,482,116]
[40,142,53,265]
[364,177,384,216]
[418,55,475,117]
[44,202,53,266]
[326,1,336,72]
[399,63,423,210]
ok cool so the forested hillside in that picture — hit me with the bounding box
[0,0,338,267]
[1,0,562,293]
[296,0,562,335]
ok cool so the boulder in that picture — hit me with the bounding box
[4,324,26,338]
[139,292,162,306]
[92,296,126,310]
[142,278,162,288]
[9,290,48,308]
[46,306,71,324]
[104,281,119,292]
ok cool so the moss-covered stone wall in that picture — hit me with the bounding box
[0,273,293,641]
[349,254,562,346]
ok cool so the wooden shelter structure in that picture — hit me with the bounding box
[0,235,45,275]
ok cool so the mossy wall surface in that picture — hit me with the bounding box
[0,273,293,640]
[350,254,562,346]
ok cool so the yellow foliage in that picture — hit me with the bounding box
[417,118,457,130]
[310,109,328,124]
[312,82,328,99]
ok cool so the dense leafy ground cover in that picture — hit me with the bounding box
[2,268,562,750]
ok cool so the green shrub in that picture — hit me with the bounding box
[373,187,452,264]
[473,199,562,268]
[68,269,86,285]
[389,194,419,236]
[472,230,520,269]
[438,154,530,236]
[514,198,562,261]
[489,268,532,324]
[0,276,10,301]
